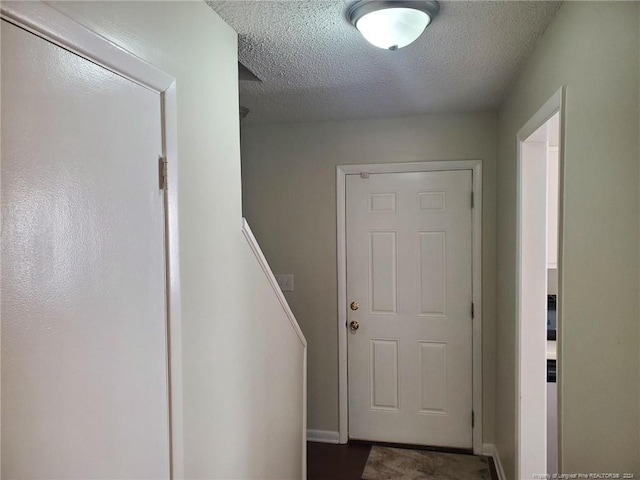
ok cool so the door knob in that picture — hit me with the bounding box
[350,301,359,311]
[349,321,360,331]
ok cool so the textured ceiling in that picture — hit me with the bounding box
[207,0,562,124]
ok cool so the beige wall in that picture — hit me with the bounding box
[496,2,640,477]
[51,2,305,479]
[241,112,497,442]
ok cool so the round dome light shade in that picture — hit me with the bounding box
[355,7,431,50]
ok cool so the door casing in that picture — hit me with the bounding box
[515,87,565,479]
[336,160,483,454]
[0,3,184,477]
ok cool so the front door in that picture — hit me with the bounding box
[1,19,170,478]
[346,170,473,448]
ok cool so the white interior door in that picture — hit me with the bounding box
[346,170,473,448]
[1,20,170,478]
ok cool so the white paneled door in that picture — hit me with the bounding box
[346,170,473,448]
[1,20,170,478]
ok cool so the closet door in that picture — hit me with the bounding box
[2,18,170,479]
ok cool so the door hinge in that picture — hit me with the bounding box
[360,172,370,179]
[471,302,475,319]
[471,191,475,208]
[158,156,168,190]
[472,410,475,428]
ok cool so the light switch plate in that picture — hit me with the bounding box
[275,274,294,292]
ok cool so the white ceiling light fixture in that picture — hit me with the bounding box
[348,0,440,51]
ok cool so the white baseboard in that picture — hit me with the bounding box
[307,429,340,444]
[482,443,506,480]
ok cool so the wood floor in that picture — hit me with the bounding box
[307,441,499,480]
[307,442,372,480]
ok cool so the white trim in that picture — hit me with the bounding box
[336,160,483,454]
[481,443,494,457]
[241,219,308,478]
[1,2,173,92]
[241,219,308,348]
[163,82,184,480]
[307,430,341,444]
[515,87,565,480]
[302,348,308,480]
[336,167,349,444]
[0,3,184,477]
[481,444,506,480]
[482,443,506,480]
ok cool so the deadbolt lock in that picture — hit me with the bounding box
[349,321,360,331]
[350,301,359,311]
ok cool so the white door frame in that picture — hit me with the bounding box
[515,87,565,479]
[1,3,184,477]
[336,160,483,454]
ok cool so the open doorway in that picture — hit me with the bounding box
[516,89,564,479]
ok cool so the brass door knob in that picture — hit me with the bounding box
[350,301,359,311]
[350,321,360,331]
